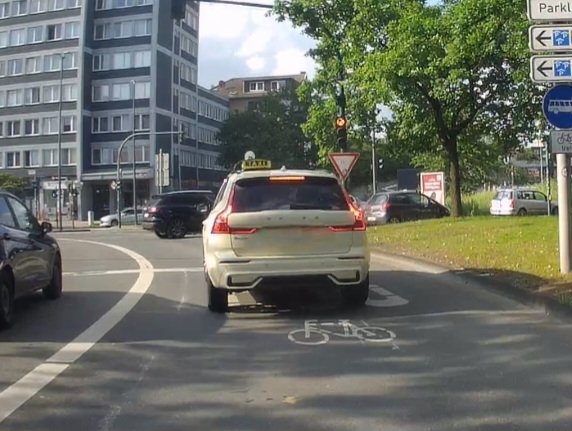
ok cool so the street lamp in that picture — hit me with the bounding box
[57,52,67,232]
[131,80,138,225]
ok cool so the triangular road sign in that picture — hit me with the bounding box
[328,152,360,181]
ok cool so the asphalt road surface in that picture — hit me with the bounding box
[1,229,571,430]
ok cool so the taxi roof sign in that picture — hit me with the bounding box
[241,159,272,170]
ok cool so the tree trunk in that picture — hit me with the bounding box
[447,140,463,217]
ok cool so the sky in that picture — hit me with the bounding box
[198,0,317,89]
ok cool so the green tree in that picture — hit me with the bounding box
[0,173,26,196]
[217,88,316,169]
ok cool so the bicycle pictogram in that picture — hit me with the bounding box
[288,319,396,346]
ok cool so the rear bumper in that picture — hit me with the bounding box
[142,217,166,231]
[490,209,516,216]
[207,252,370,291]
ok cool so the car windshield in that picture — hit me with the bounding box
[232,176,349,212]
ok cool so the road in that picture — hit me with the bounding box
[1,229,571,430]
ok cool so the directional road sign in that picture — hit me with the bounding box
[543,85,572,128]
[329,152,360,181]
[530,55,572,82]
[551,130,572,153]
[528,0,572,21]
[529,25,572,51]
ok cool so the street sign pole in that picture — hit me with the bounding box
[557,153,572,272]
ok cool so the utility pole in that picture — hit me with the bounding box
[57,53,65,231]
[371,126,376,195]
[557,153,571,273]
[131,80,138,225]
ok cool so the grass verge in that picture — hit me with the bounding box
[368,216,572,297]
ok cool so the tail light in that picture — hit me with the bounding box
[211,188,257,235]
[509,199,515,209]
[147,206,158,214]
[330,193,367,232]
[382,202,392,211]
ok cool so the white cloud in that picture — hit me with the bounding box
[246,56,266,71]
[198,1,317,87]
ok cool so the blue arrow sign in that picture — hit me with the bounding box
[543,85,572,129]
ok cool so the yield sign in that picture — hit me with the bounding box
[328,152,360,181]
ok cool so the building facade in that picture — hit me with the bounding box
[213,72,306,114]
[0,0,227,221]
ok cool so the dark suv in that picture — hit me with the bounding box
[142,190,215,239]
[365,191,450,225]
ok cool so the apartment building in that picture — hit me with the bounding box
[213,72,306,113]
[0,0,228,221]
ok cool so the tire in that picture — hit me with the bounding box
[206,274,227,313]
[168,219,187,239]
[288,329,329,345]
[341,275,370,307]
[0,273,14,330]
[517,208,527,216]
[110,219,118,227]
[154,229,169,239]
[43,255,62,300]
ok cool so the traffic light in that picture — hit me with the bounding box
[335,116,348,152]
[171,0,186,20]
[179,130,185,144]
[379,158,384,170]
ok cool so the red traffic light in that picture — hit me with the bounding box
[335,116,347,129]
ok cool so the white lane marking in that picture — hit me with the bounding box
[367,285,409,307]
[288,319,396,346]
[0,239,154,424]
[63,267,201,277]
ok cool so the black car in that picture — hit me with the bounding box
[142,190,215,239]
[0,191,61,329]
[365,191,450,225]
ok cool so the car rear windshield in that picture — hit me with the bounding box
[494,191,513,200]
[368,194,388,205]
[232,176,349,212]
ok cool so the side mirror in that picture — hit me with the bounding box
[41,221,52,234]
[197,203,209,215]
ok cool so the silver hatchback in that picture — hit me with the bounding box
[490,188,557,216]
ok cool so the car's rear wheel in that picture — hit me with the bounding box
[0,273,14,329]
[110,219,118,227]
[517,208,527,216]
[206,274,228,313]
[341,275,369,307]
[168,219,187,239]
[43,255,62,300]
[154,229,169,239]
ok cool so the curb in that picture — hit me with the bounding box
[371,249,572,321]
[52,229,92,233]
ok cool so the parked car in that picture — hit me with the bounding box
[142,190,215,239]
[0,191,61,329]
[99,207,144,227]
[365,191,450,225]
[490,188,557,216]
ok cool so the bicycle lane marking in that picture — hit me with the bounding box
[367,284,409,307]
[0,239,155,424]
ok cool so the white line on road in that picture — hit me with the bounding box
[63,267,202,277]
[367,285,409,307]
[0,239,155,424]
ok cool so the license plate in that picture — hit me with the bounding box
[367,216,376,222]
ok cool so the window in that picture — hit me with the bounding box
[23,150,39,167]
[133,19,151,36]
[48,0,64,10]
[61,148,76,165]
[43,85,59,103]
[62,52,77,69]
[249,81,264,92]
[24,87,40,104]
[133,50,150,67]
[112,83,130,100]
[43,148,57,165]
[62,115,76,133]
[9,28,26,46]
[0,197,16,228]
[112,114,129,131]
[67,0,81,7]
[6,89,22,106]
[46,23,63,41]
[62,84,77,101]
[43,117,58,134]
[95,0,105,9]
[93,54,110,71]
[26,57,41,75]
[6,152,21,168]
[113,21,130,38]
[0,2,10,18]
[271,81,281,91]
[65,22,79,39]
[92,116,109,133]
[93,84,109,101]
[0,122,3,134]
[24,119,39,135]
[112,52,130,69]
[134,81,150,99]
[7,58,23,75]
[6,120,21,136]
[191,68,197,84]
[43,54,61,71]
[134,114,149,130]
[12,0,27,16]
[94,23,107,40]
[0,31,8,47]
[30,0,46,13]
[0,61,5,76]
[134,144,149,162]
[27,26,43,43]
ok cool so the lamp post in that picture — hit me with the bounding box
[57,52,66,231]
[131,80,138,225]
